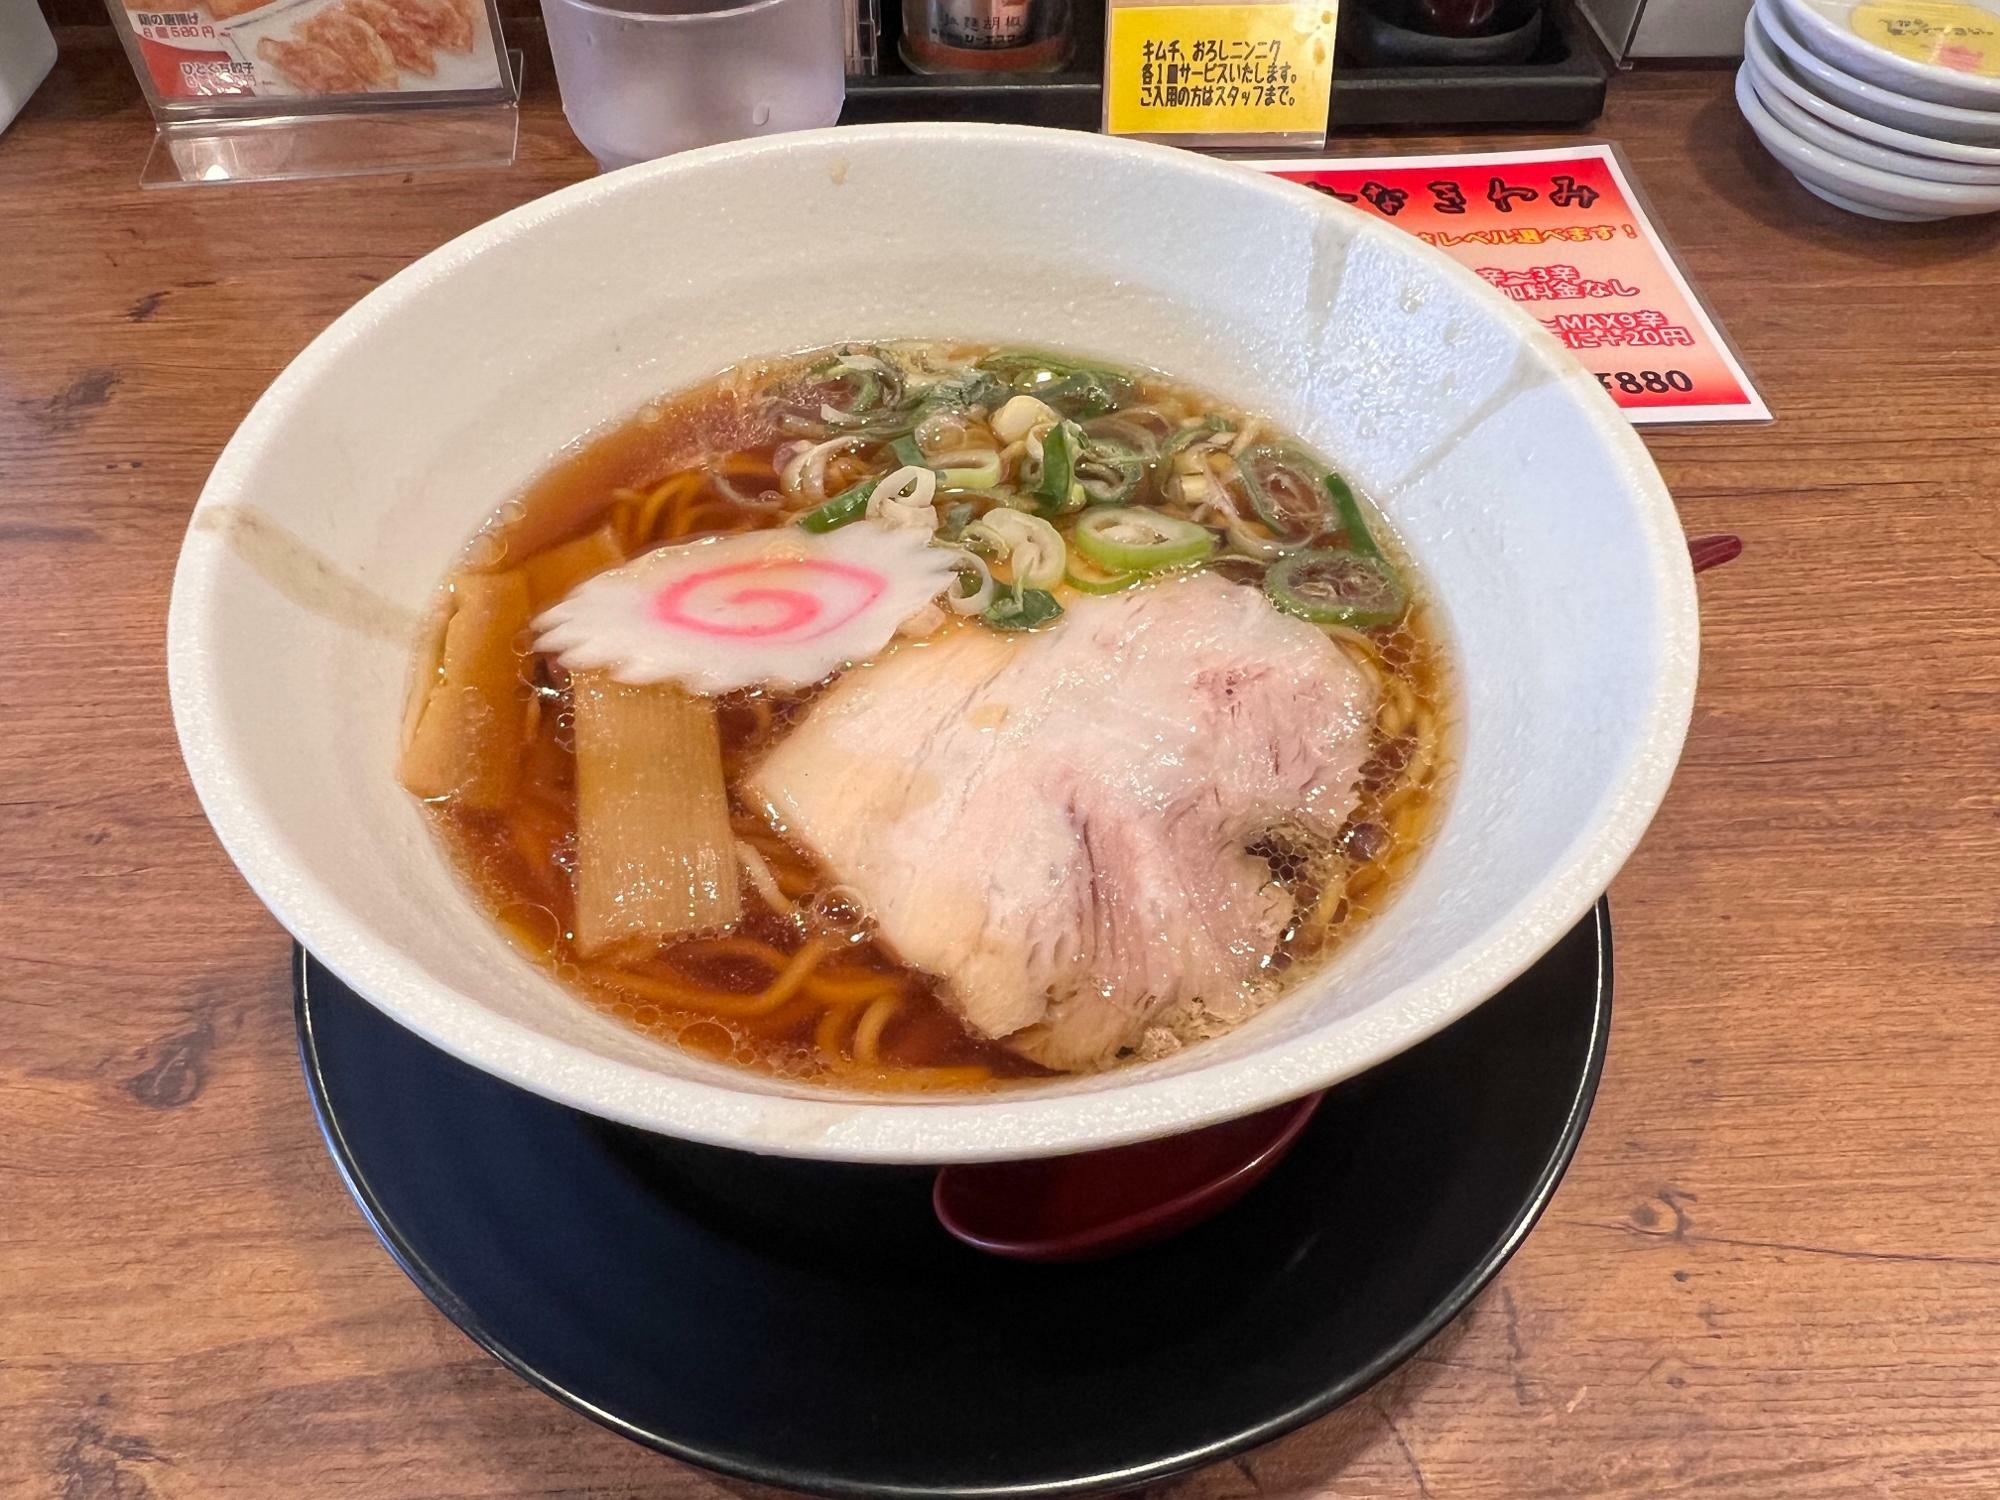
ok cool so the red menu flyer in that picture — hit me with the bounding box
[1249,145,1770,426]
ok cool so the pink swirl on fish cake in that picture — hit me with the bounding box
[652,559,887,643]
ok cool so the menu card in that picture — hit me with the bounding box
[1249,145,1770,425]
[108,0,510,106]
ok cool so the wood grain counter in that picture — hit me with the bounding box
[3,37,1997,1499]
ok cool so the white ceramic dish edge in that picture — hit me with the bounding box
[1745,50,2000,180]
[1755,0,2000,142]
[1737,61,2000,212]
[1777,0,2000,109]
[1744,8,2000,163]
[168,123,1699,1164]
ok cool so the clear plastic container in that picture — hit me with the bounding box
[541,0,847,171]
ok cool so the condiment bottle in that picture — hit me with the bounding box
[901,0,1071,72]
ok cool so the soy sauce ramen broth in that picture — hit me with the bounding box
[404,342,1453,1091]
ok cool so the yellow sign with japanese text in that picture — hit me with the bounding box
[1104,1,1339,145]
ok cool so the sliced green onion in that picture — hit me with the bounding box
[780,433,870,503]
[978,353,1137,419]
[1162,415,1231,460]
[818,372,879,426]
[1324,472,1384,559]
[936,451,1004,490]
[806,351,905,427]
[1082,412,1170,459]
[1065,552,1144,594]
[1225,514,1288,561]
[978,352,1069,380]
[939,500,976,540]
[865,466,940,532]
[797,478,877,533]
[1078,467,1140,506]
[1072,507,1216,573]
[1237,443,1339,545]
[966,509,1066,589]
[1075,435,1146,505]
[916,369,1011,415]
[944,550,995,615]
[958,488,1032,515]
[898,414,1004,493]
[1035,369,1134,419]
[984,586,1064,631]
[1029,421,1081,516]
[991,394,1061,444]
[1263,547,1407,626]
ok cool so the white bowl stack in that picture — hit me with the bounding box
[1738,0,2000,219]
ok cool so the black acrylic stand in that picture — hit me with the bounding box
[839,0,1610,133]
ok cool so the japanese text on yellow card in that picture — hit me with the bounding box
[1105,3,1338,140]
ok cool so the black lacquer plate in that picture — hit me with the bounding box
[296,901,1610,1498]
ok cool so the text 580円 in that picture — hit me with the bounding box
[1595,369,1693,395]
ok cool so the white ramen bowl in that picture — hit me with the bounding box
[168,124,1698,1164]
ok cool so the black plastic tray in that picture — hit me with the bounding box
[839,0,1609,132]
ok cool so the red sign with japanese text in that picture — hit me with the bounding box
[1250,146,1769,426]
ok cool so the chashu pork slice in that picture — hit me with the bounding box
[746,570,1378,1070]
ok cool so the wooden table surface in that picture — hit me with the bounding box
[4,35,1998,1500]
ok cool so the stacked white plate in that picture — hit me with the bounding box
[1738,0,2000,219]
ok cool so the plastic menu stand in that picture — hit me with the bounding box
[106,0,521,188]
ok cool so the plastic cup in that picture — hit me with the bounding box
[542,0,847,172]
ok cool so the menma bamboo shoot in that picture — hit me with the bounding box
[571,671,741,954]
[398,569,533,807]
[524,523,624,609]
